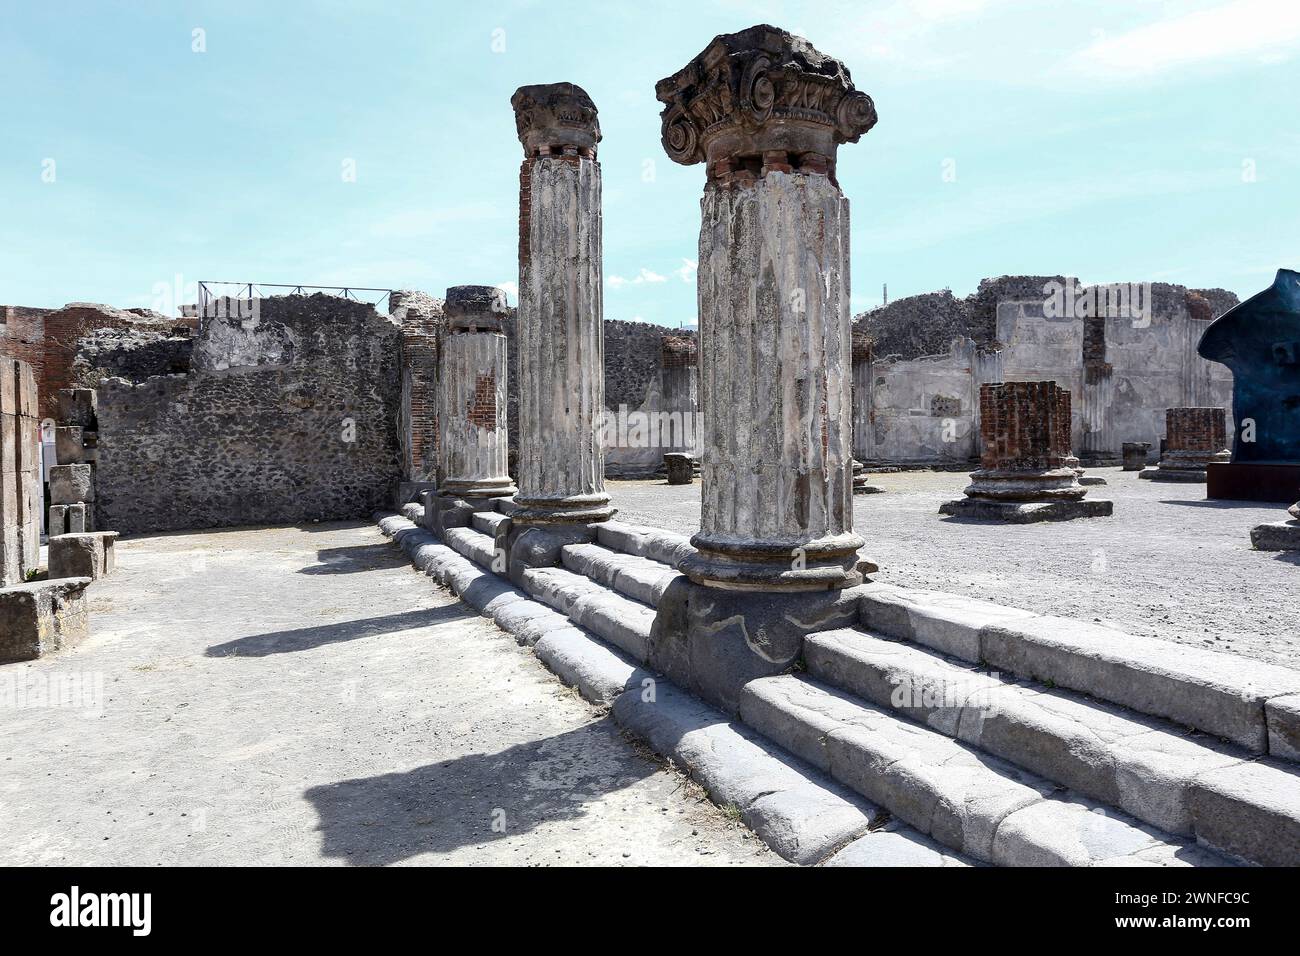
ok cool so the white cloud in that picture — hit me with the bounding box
[1061,0,1300,80]
[607,267,667,289]
[495,280,518,305]
[674,258,697,283]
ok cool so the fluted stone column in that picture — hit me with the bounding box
[657,25,877,591]
[509,83,613,526]
[437,286,515,499]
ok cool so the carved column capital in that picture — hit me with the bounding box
[511,82,601,158]
[655,24,876,184]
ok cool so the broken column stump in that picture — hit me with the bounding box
[941,381,1113,522]
[649,25,879,713]
[1251,496,1300,551]
[429,286,516,538]
[1140,407,1230,482]
[852,459,884,494]
[0,578,92,663]
[48,531,118,581]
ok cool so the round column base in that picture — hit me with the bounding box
[962,467,1086,502]
[438,477,517,499]
[680,531,865,592]
[511,492,616,526]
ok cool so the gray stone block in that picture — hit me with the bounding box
[1267,694,1300,762]
[567,591,654,662]
[823,826,972,866]
[857,583,1034,660]
[0,578,92,662]
[1250,520,1300,551]
[55,425,89,465]
[66,502,90,534]
[48,463,94,505]
[533,627,646,704]
[48,504,68,538]
[48,531,118,581]
[1187,761,1300,866]
[992,797,1169,866]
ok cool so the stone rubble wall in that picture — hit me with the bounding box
[94,294,403,534]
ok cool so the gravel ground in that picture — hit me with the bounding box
[0,523,779,867]
[607,468,1300,669]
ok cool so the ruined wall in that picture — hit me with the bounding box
[95,294,403,534]
[601,320,698,476]
[857,277,1237,464]
[71,326,194,387]
[0,356,41,586]
[0,307,52,395]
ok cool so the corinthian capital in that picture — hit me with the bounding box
[655,24,876,181]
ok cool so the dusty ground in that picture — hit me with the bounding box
[608,468,1300,669]
[0,523,778,867]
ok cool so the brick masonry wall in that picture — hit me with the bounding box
[0,357,41,586]
[1166,406,1228,453]
[94,294,403,534]
[980,380,1072,472]
[0,308,51,399]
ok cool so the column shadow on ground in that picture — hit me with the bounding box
[302,721,659,865]
[204,605,472,658]
[297,543,410,575]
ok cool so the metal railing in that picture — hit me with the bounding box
[196,281,394,317]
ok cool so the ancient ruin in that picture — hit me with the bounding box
[1139,406,1231,482]
[4,11,1299,883]
[941,381,1112,521]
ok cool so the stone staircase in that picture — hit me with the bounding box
[381,504,1300,867]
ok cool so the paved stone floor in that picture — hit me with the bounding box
[609,468,1300,668]
[0,523,778,866]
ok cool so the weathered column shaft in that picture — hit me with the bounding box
[511,83,613,524]
[850,332,872,461]
[657,24,877,590]
[436,286,515,498]
[695,173,855,553]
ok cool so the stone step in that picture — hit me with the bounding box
[470,510,509,537]
[858,583,1300,759]
[594,520,695,567]
[560,542,681,607]
[520,565,656,664]
[441,526,499,572]
[803,626,1300,862]
[737,673,1229,866]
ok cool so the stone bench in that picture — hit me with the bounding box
[48,531,119,581]
[0,578,92,663]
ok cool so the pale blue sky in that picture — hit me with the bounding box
[2,0,1298,322]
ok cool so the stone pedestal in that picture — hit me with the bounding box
[657,25,877,593]
[1122,441,1152,471]
[49,531,117,581]
[941,382,1112,522]
[0,578,92,663]
[509,83,614,529]
[1140,407,1230,482]
[1251,499,1300,551]
[852,459,883,495]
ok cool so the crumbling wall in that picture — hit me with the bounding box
[71,326,193,387]
[602,320,698,477]
[94,294,403,534]
[856,276,1238,464]
[0,356,41,585]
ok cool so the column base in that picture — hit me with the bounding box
[650,580,870,714]
[962,467,1086,501]
[940,497,1113,523]
[679,532,864,592]
[438,478,517,499]
[510,492,616,526]
[427,492,508,538]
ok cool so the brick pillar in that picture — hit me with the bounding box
[436,287,515,499]
[942,381,1111,521]
[657,25,878,592]
[510,83,613,526]
[1142,407,1230,482]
